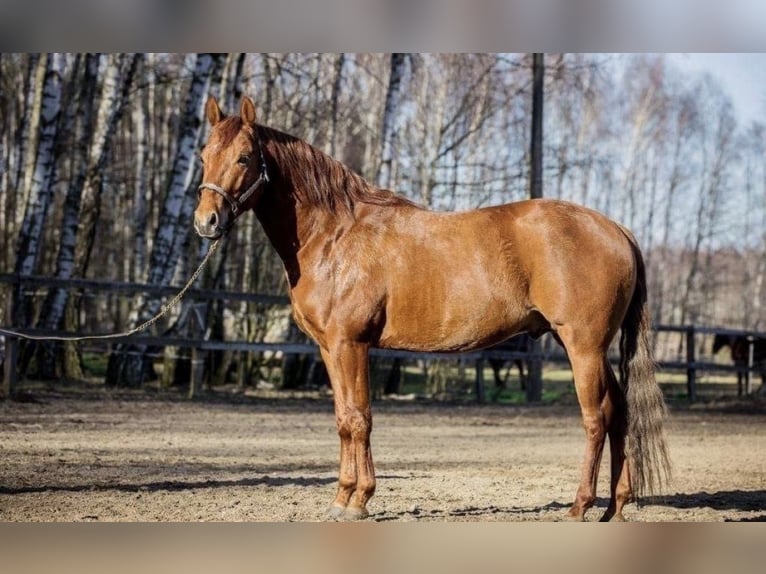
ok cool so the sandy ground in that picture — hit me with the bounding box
[1,386,764,522]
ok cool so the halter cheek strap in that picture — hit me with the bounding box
[198,171,267,217]
[198,129,270,218]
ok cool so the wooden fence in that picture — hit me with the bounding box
[2,273,764,401]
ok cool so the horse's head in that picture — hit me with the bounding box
[712,333,729,354]
[194,96,268,239]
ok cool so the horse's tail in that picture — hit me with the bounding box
[619,233,671,502]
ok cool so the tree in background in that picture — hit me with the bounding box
[32,54,140,379]
[106,53,226,387]
[13,54,65,312]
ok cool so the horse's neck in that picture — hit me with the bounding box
[254,181,348,288]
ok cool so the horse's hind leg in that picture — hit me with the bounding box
[558,329,610,521]
[600,365,632,522]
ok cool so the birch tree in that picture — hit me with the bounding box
[14,54,65,278]
[72,54,140,279]
[131,55,152,282]
[1,55,39,272]
[12,52,66,337]
[27,53,99,378]
[32,54,139,378]
[328,53,346,157]
[377,53,408,189]
[106,53,226,388]
[17,55,46,226]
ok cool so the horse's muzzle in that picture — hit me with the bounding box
[194,210,224,239]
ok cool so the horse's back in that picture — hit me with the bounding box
[373,199,637,352]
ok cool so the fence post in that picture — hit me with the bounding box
[686,325,697,402]
[2,284,19,397]
[745,337,754,396]
[3,336,18,398]
[526,339,543,402]
[475,358,485,403]
[188,347,201,399]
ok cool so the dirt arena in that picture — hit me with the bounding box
[1,386,764,522]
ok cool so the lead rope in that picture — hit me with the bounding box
[0,239,221,342]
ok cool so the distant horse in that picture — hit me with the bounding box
[487,334,530,391]
[193,96,670,522]
[712,333,766,395]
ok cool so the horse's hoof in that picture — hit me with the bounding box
[343,506,369,521]
[598,506,627,522]
[326,504,346,520]
[561,510,585,522]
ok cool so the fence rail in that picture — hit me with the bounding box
[2,274,764,401]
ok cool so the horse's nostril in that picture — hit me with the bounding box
[207,212,218,228]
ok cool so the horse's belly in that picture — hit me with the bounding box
[377,297,527,353]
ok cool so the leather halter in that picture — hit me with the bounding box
[198,130,269,218]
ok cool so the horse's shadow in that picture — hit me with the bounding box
[0,474,336,496]
[0,469,410,497]
[372,490,766,522]
[642,490,766,522]
[4,472,763,522]
[645,489,766,515]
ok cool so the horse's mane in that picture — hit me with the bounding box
[260,125,423,214]
[217,117,421,215]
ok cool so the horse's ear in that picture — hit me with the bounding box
[240,96,257,125]
[206,96,224,127]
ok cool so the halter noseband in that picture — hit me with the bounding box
[197,131,269,218]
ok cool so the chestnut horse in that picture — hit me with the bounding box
[194,96,671,521]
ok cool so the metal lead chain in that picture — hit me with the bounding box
[0,239,221,342]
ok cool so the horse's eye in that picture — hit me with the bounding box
[238,155,250,166]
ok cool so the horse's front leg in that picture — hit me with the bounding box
[320,340,375,520]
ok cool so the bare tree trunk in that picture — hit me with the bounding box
[132,56,151,283]
[377,53,407,189]
[417,55,450,207]
[11,53,66,381]
[14,54,65,276]
[18,55,47,221]
[376,53,408,394]
[260,54,276,125]
[221,53,247,112]
[9,54,39,195]
[106,53,225,388]
[32,53,99,378]
[74,54,140,279]
[2,56,36,271]
[0,55,12,272]
[13,54,65,328]
[35,54,139,379]
[329,53,346,157]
